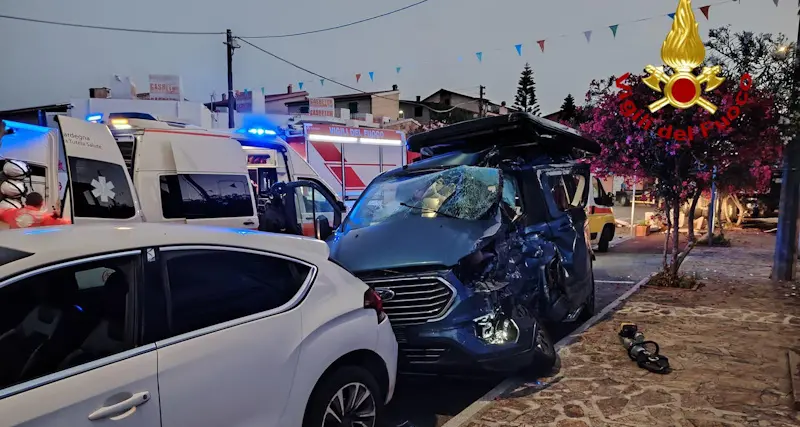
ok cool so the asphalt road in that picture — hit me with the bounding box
[381,235,665,427]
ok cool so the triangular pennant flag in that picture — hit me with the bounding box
[773,0,779,5]
[668,13,675,19]
[320,79,325,86]
[609,25,619,37]
[476,52,483,62]
[368,71,374,82]
[260,87,265,95]
[700,5,710,19]
[396,66,402,74]
[298,82,304,90]
[584,30,592,43]
[356,73,362,82]
[514,44,522,56]
[537,40,545,52]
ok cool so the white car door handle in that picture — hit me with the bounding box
[88,391,151,421]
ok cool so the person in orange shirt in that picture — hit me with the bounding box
[0,192,71,229]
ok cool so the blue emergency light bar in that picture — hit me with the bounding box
[239,128,276,136]
[86,114,103,123]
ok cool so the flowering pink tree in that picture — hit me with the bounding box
[580,72,781,280]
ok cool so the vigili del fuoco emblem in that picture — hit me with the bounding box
[642,0,726,114]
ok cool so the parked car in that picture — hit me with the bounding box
[587,175,616,252]
[325,114,598,375]
[0,223,396,427]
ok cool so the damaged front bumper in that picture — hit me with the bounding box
[360,269,541,374]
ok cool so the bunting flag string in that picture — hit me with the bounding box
[285,1,745,89]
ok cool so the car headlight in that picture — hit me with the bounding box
[474,312,520,345]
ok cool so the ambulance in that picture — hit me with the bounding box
[0,115,345,239]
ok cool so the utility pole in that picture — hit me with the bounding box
[224,29,239,129]
[772,6,800,281]
[479,85,485,118]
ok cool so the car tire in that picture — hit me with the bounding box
[597,226,612,253]
[522,321,557,377]
[303,366,383,427]
[578,271,596,322]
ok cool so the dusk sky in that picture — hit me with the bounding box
[0,0,795,114]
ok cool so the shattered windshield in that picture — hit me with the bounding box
[343,166,501,231]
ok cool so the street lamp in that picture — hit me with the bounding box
[773,44,791,60]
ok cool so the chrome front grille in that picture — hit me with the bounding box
[361,275,455,326]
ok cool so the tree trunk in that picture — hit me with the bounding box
[670,196,681,277]
[663,199,671,271]
[687,188,702,243]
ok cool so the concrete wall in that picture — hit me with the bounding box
[400,102,431,123]
[334,98,372,115]
[370,92,400,121]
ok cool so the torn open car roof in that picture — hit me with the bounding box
[407,112,600,155]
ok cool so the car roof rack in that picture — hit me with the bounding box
[407,112,600,156]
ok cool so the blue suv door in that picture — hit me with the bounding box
[535,163,593,311]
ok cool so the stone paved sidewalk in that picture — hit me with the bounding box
[464,231,800,427]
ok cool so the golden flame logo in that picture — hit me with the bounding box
[642,0,725,114]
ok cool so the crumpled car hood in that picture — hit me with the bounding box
[328,215,500,273]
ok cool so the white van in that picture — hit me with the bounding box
[99,113,345,236]
[100,115,258,229]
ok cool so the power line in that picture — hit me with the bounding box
[0,13,224,35]
[0,0,430,37]
[236,37,473,114]
[241,0,431,38]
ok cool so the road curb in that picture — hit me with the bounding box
[440,273,654,427]
[609,235,634,248]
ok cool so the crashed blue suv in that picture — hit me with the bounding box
[327,113,603,374]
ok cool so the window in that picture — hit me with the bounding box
[414,106,423,117]
[502,174,521,209]
[68,157,136,219]
[348,102,359,114]
[0,254,137,391]
[163,250,311,336]
[293,185,337,237]
[547,173,587,211]
[159,174,254,219]
[299,106,309,114]
[592,177,610,204]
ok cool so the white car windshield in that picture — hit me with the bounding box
[343,165,500,231]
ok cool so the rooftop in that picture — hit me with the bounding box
[285,88,400,106]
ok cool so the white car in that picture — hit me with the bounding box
[0,223,397,427]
